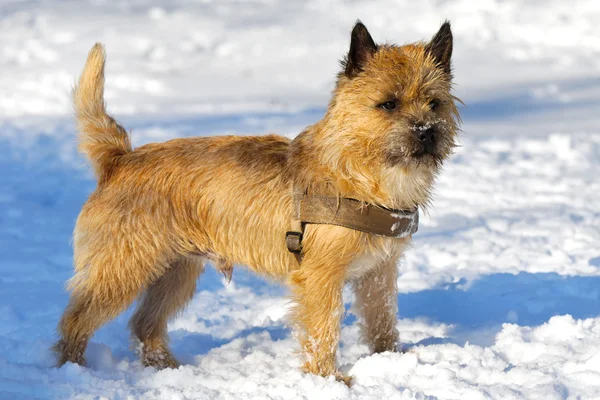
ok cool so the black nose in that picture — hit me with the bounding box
[417,128,436,149]
[417,128,435,152]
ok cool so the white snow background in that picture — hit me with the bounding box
[1,0,600,399]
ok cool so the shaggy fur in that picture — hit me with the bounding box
[54,21,460,384]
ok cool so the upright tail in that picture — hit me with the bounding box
[73,43,131,181]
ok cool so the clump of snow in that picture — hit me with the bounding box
[390,210,418,238]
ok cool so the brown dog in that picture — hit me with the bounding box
[54,21,460,383]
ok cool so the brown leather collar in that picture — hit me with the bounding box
[286,188,419,257]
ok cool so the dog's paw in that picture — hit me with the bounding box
[302,363,353,386]
[142,349,180,370]
[52,339,87,367]
[333,371,353,387]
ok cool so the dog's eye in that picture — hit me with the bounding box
[429,99,441,111]
[379,100,397,111]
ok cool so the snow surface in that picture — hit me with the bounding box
[1,1,600,399]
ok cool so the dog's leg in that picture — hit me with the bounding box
[54,232,170,367]
[53,293,95,366]
[54,270,152,367]
[289,252,349,384]
[353,256,400,353]
[129,255,203,369]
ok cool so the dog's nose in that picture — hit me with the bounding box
[417,128,436,148]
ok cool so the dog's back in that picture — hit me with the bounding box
[79,134,296,276]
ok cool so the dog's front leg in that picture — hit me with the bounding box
[288,253,349,384]
[353,255,400,353]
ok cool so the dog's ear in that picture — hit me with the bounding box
[343,21,378,78]
[426,21,453,75]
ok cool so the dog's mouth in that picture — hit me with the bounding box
[410,149,443,169]
[385,147,442,169]
[412,146,436,158]
[410,137,441,158]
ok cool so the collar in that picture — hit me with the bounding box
[286,188,419,256]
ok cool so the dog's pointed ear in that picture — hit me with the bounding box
[343,21,378,78]
[426,21,453,75]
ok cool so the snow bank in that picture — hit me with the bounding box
[1,0,599,123]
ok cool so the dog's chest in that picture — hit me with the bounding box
[344,238,408,281]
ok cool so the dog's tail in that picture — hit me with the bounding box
[73,43,131,181]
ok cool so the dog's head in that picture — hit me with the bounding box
[326,21,460,174]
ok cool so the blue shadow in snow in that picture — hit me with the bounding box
[460,76,600,121]
[172,325,289,362]
[121,107,325,139]
[397,272,600,345]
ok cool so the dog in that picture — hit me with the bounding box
[54,20,460,384]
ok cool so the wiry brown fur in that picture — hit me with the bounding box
[54,22,460,384]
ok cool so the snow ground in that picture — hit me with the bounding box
[1,1,599,399]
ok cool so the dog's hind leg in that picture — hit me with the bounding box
[54,232,171,367]
[54,271,156,367]
[129,255,203,369]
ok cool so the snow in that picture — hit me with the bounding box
[1,0,600,399]
[390,210,418,238]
